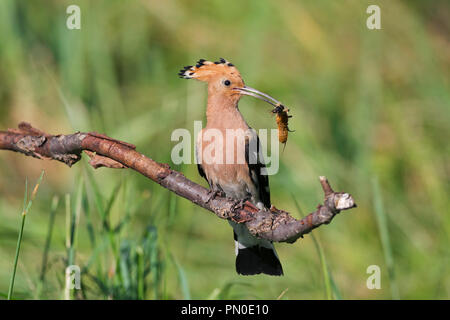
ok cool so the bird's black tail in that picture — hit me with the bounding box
[235,244,283,276]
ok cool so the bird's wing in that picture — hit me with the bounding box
[195,141,208,184]
[245,129,271,208]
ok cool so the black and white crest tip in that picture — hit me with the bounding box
[178,65,195,79]
[178,58,236,79]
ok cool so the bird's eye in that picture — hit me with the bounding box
[224,80,231,86]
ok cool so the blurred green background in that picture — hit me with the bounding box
[0,0,449,299]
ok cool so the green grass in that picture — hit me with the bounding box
[292,196,342,300]
[35,195,58,299]
[0,0,449,299]
[372,177,400,299]
[8,171,45,300]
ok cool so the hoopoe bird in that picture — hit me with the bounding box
[179,58,284,275]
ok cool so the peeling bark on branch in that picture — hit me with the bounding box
[0,122,356,243]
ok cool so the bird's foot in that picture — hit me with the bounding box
[270,205,280,213]
[230,198,259,223]
[205,189,225,204]
[243,200,260,212]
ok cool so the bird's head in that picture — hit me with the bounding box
[179,58,282,107]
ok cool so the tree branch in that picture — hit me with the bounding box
[0,122,356,243]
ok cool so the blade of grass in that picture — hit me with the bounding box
[143,226,161,299]
[64,176,84,300]
[83,162,105,216]
[103,182,123,295]
[207,288,221,300]
[292,195,342,300]
[136,245,145,300]
[372,177,400,300]
[65,194,74,265]
[329,275,342,300]
[81,180,96,248]
[8,171,45,300]
[217,281,252,299]
[118,241,132,296]
[169,253,190,300]
[276,288,289,300]
[7,179,27,301]
[64,193,72,300]
[105,182,122,259]
[39,195,59,281]
[73,177,84,251]
[35,195,59,299]
[82,165,107,282]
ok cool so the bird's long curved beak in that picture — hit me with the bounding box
[233,86,281,107]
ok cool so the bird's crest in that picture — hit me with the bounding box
[178,58,241,82]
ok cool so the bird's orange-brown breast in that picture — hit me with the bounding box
[197,117,257,199]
